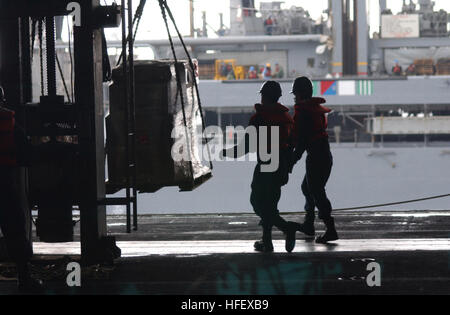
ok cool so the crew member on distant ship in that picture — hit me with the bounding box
[392,60,403,76]
[248,66,258,79]
[405,63,416,76]
[264,16,274,35]
[273,63,284,79]
[262,63,272,80]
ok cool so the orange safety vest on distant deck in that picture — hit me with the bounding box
[0,108,17,167]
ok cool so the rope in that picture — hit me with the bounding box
[29,194,450,218]
[38,19,45,96]
[116,0,147,67]
[161,0,213,170]
[159,0,195,181]
[56,54,72,103]
[30,18,37,64]
[332,193,450,212]
[67,16,74,102]
[132,0,146,44]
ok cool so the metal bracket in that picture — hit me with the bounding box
[94,4,122,29]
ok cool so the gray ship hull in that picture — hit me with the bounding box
[108,144,450,214]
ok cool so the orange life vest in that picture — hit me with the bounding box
[250,103,294,151]
[0,108,17,167]
[293,97,332,146]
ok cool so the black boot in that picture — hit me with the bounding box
[296,214,315,237]
[316,217,339,244]
[254,226,274,253]
[284,222,297,253]
[254,240,274,253]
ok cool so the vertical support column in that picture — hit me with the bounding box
[356,0,369,76]
[120,0,131,234]
[371,104,376,147]
[189,0,194,37]
[0,17,21,107]
[127,0,138,231]
[217,107,222,129]
[74,0,108,265]
[19,17,32,104]
[0,11,33,255]
[331,0,343,77]
[202,11,208,38]
[379,0,387,14]
[424,104,429,147]
[379,0,387,37]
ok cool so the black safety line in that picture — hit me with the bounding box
[31,18,37,64]
[132,0,146,43]
[38,19,44,96]
[161,0,213,170]
[55,54,72,103]
[116,0,147,67]
[158,0,195,181]
[67,16,74,102]
[332,193,450,212]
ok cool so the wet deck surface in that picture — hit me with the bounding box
[33,239,450,256]
[103,210,450,241]
[1,211,449,295]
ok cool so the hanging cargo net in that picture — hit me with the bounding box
[106,60,212,193]
[105,0,213,193]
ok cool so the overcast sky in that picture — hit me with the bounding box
[98,0,450,41]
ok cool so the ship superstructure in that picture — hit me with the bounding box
[97,0,450,144]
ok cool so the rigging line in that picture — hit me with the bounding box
[120,0,131,234]
[116,0,147,66]
[159,0,195,180]
[127,0,138,231]
[55,54,72,103]
[30,18,37,64]
[162,0,213,169]
[38,19,44,96]
[67,16,74,102]
[332,193,450,212]
[132,0,146,43]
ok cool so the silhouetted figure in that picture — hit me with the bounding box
[223,81,298,253]
[289,77,338,244]
[0,87,43,292]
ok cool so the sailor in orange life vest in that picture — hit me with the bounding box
[222,81,298,253]
[0,87,43,292]
[288,77,339,244]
